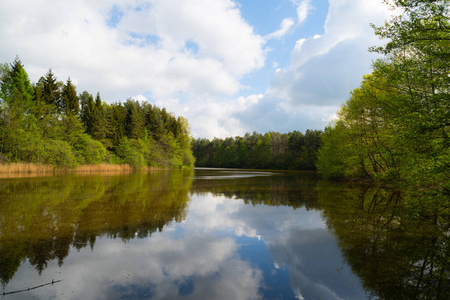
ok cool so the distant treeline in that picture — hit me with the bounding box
[0,58,194,169]
[192,130,322,170]
[316,1,449,193]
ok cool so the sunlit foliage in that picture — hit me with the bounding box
[0,59,194,169]
[317,0,449,192]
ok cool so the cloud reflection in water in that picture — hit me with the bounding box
[3,176,365,300]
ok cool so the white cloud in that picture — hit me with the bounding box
[295,0,313,25]
[158,95,261,139]
[229,0,392,135]
[117,0,265,77]
[266,0,312,40]
[0,0,265,103]
[265,18,295,40]
[131,94,149,102]
[0,0,395,138]
[237,94,263,109]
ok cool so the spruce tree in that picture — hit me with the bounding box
[42,69,60,107]
[0,57,34,109]
[79,91,93,132]
[62,78,79,115]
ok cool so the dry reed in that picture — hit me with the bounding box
[0,163,162,178]
[74,164,135,173]
[0,163,55,174]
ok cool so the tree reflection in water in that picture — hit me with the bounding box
[191,170,449,299]
[318,182,449,300]
[0,170,193,286]
[0,169,448,299]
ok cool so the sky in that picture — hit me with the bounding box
[0,0,393,139]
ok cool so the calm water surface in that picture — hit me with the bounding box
[0,169,448,299]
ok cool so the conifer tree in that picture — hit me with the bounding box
[111,102,127,147]
[95,92,102,111]
[0,57,34,109]
[42,69,60,107]
[62,78,79,115]
[79,91,93,132]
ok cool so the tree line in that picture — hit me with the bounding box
[0,59,195,169]
[317,0,449,193]
[192,130,322,170]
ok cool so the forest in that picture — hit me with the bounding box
[0,60,195,169]
[192,130,322,170]
[317,0,449,193]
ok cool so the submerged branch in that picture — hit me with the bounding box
[2,279,63,296]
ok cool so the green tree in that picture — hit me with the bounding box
[0,57,34,109]
[371,0,450,190]
[125,99,145,140]
[43,139,77,169]
[41,69,61,107]
[111,102,127,147]
[79,91,96,135]
[115,136,145,168]
[318,0,449,191]
[0,58,195,170]
[74,134,107,165]
[145,105,166,141]
[0,57,38,161]
[62,77,79,115]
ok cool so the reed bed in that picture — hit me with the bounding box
[74,164,135,173]
[0,163,55,174]
[0,163,163,178]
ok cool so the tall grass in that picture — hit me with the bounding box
[0,163,161,178]
[74,164,135,173]
[0,163,55,174]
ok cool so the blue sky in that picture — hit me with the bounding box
[0,0,393,138]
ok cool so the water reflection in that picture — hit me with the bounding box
[0,171,192,286]
[0,169,448,299]
[318,183,450,300]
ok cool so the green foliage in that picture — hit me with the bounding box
[116,136,145,168]
[43,140,78,169]
[41,69,61,107]
[318,0,449,193]
[74,134,107,165]
[0,57,34,112]
[316,123,352,179]
[62,77,79,115]
[192,130,322,170]
[0,58,195,170]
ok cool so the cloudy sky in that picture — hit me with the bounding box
[0,0,393,138]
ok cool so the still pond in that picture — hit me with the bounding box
[0,169,448,299]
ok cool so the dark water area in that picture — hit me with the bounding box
[0,169,448,299]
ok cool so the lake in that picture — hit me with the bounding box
[0,169,448,299]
